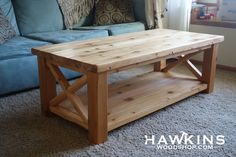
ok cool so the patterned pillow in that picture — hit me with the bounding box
[0,8,16,44]
[94,0,135,26]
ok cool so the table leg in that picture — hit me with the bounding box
[202,44,218,93]
[37,57,57,116]
[87,72,108,144]
[154,60,166,72]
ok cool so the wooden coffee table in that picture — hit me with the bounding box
[32,29,224,144]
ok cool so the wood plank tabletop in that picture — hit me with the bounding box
[32,29,224,73]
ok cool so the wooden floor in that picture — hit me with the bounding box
[50,71,207,131]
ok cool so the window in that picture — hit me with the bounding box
[191,0,236,28]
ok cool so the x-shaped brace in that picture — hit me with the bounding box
[46,61,88,123]
[162,50,203,80]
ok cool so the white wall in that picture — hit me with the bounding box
[190,24,236,67]
[197,0,218,3]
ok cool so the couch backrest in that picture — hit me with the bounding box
[73,0,147,27]
[0,0,20,35]
[133,0,147,26]
[10,0,146,35]
[12,0,64,35]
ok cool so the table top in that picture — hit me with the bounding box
[32,29,224,73]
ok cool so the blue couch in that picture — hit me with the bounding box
[0,0,146,96]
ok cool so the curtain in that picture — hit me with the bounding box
[167,0,192,31]
[145,0,192,31]
[145,0,168,29]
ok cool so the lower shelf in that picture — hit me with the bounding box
[50,71,207,131]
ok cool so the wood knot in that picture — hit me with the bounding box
[98,51,106,53]
[168,91,174,94]
[132,51,141,54]
[114,56,122,59]
[124,97,134,102]
[117,91,123,94]
[124,84,131,87]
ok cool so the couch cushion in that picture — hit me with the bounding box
[12,0,64,35]
[74,22,145,36]
[0,8,16,44]
[0,55,81,96]
[0,36,50,60]
[94,0,135,26]
[25,30,109,44]
[0,0,20,34]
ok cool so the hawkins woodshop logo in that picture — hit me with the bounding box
[145,131,225,150]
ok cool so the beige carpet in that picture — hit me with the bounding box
[0,65,236,157]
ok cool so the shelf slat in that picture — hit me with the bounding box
[50,104,88,129]
[107,72,207,130]
[50,72,207,131]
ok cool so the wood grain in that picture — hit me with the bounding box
[50,75,87,106]
[67,92,88,122]
[87,72,108,144]
[37,57,57,115]
[202,45,218,93]
[47,62,69,90]
[32,29,224,73]
[107,72,207,130]
[162,50,203,72]
[184,60,202,80]
[33,29,224,144]
[51,72,207,131]
[154,60,166,72]
[50,105,88,129]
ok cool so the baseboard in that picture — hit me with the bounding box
[190,59,236,72]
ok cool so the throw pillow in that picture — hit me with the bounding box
[94,0,135,26]
[57,0,95,29]
[0,0,20,34]
[11,0,64,35]
[0,8,16,44]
